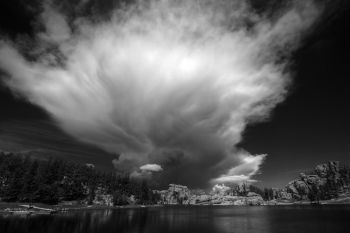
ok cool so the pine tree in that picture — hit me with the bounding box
[2,156,26,201]
[20,160,39,202]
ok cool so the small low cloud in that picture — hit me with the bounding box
[85,163,95,168]
[130,163,163,180]
[212,184,230,193]
[212,175,256,184]
[140,164,163,172]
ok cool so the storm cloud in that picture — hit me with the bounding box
[0,0,321,187]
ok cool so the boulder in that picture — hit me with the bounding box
[273,188,292,200]
[286,181,300,199]
[315,161,340,178]
[316,164,329,178]
[245,195,264,205]
[159,184,191,204]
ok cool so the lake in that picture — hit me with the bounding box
[1,205,350,233]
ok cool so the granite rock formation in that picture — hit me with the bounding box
[158,184,264,205]
[274,161,350,201]
[159,184,192,204]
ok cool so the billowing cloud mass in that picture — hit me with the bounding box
[0,0,321,187]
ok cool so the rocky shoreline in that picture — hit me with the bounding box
[1,195,350,216]
[155,184,266,206]
[154,161,350,206]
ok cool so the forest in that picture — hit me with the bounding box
[0,151,159,205]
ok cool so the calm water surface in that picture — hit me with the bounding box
[1,205,350,233]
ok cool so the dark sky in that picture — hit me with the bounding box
[241,1,350,187]
[0,0,350,188]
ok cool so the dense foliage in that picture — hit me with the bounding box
[0,152,159,205]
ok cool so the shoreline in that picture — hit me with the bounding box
[0,202,162,213]
[1,199,350,216]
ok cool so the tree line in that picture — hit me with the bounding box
[0,152,160,205]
